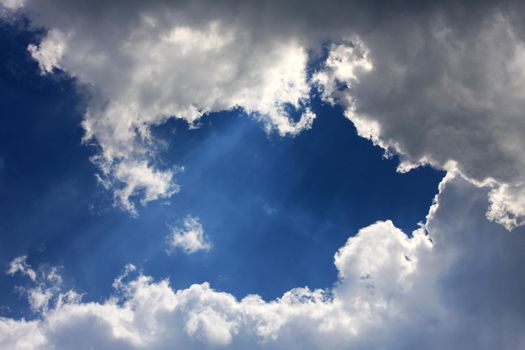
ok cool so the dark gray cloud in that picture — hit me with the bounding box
[309,1,525,228]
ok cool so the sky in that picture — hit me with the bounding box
[1,1,525,349]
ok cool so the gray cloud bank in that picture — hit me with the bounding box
[2,0,524,226]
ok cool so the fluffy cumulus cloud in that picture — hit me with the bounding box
[311,3,525,229]
[2,1,525,347]
[2,175,525,349]
[168,216,212,254]
[13,0,317,212]
[3,0,525,227]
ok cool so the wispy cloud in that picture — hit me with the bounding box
[6,255,36,281]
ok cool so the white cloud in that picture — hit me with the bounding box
[314,10,525,229]
[27,288,54,314]
[20,7,315,212]
[7,1,525,228]
[27,29,65,74]
[7,258,65,314]
[0,0,24,10]
[110,160,180,215]
[0,318,44,350]
[7,255,36,281]
[168,216,211,254]
[487,183,525,230]
[2,175,525,349]
[1,2,525,348]
[3,2,525,344]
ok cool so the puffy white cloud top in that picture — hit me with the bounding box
[2,175,525,349]
[22,3,316,212]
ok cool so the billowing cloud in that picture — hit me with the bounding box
[2,175,525,349]
[3,0,524,227]
[313,6,525,229]
[15,1,316,212]
[168,216,211,254]
[2,2,525,348]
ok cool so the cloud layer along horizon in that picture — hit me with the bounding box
[2,174,525,349]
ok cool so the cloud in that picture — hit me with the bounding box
[313,6,525,229]
[16,3,316,212]
[0,0,24,10]
[168,216,211,254]
[6,258,65,314]
[103,160,180,215]
[5,0,525,228]
[6,255,36,281]
[0,318,44,350]
[1,175,525,349]
[2,2,525,348]
[27,29,65,74]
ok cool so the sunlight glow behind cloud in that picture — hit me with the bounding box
[1,1,525,349]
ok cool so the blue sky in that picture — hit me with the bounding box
[0,20,444,315]
[1,2,525,349]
